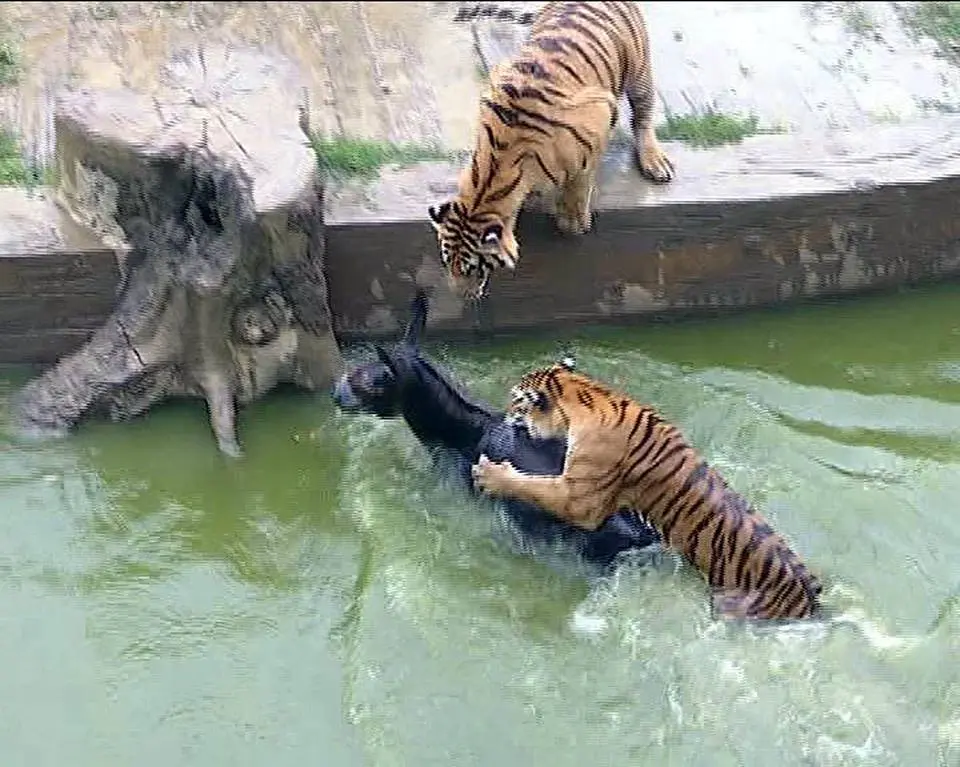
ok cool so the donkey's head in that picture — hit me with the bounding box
[331,289,429,417]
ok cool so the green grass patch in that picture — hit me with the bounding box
[311,135,453,180]
[0,13,21,87]
[838,2,879,37]
[0,128,27,184]
[805,2,880,38]
[901,2,960,59]
[656,109,778,149]
[0,129,54,187]
[0,34,19,86]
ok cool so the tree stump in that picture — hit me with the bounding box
[11,44,343,457]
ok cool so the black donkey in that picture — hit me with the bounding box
[332,288,660,571]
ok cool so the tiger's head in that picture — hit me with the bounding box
[427,200,518,301]
[504,356,578,440]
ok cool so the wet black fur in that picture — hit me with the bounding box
[332,289,660,570]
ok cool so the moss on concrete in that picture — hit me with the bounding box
[901,2,960,60]
[0,27,20,85]
[656,110,780,149]
[0,128,53,187]
[312,136,454,180]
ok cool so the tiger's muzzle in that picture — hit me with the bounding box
[447,269,492,302]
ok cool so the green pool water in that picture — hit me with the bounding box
[2,283,960,766]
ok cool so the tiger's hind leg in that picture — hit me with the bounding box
[712,587,815,622]
[625,51,675,183]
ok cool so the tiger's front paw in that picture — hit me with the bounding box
[471,453,516,496]
[554,213,593,237]
[637,143,675,184]
[711,588,763,621]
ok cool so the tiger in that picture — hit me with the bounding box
[470,357,823,621]
[429,1,675,301]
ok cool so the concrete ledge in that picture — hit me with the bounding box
[0,189,120,365]
[0,249,119,364]
[324,117,960,340]
[7,117,960,365]
[7,4,960,367]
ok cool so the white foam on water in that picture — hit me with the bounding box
[331,343,956,765]
[568,609,608,639]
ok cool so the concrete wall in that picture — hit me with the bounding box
[7,4,960,366]
[0,249,118,365]
[323,118,960,341]
[6,117,960,365]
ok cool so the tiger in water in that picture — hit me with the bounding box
[471,358,823,622]
[430,1,675,300]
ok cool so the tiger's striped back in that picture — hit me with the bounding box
[429,1,674,300]
[506,362,823,621]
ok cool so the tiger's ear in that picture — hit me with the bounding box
[559,355,576,371]
[480,222,503,247]
[428,202,452,228]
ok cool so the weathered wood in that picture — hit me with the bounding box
[11,44,343,457]
[323,116,960,338]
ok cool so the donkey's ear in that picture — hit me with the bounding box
[403,289,430,347]
[374,345,397,373]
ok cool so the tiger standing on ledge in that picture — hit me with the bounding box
[471,359,823,622]
[429,1,675,300]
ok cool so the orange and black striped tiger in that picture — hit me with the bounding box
[471,358,823,621]
[429,1,675,300]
